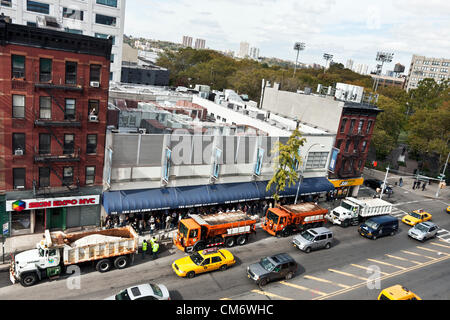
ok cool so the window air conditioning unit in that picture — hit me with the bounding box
[89,115,98,121]
[90,81,100,88]
[138,128,147,134]
[14,149,24,156]
[15,186,25,190]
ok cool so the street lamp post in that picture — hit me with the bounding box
[295,143,325,204]
[380,165,390,200]
[293,42,305,77]
[436,151,450,198]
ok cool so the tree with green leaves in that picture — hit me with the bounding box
[266,127,306,204]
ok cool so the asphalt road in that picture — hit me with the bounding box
[0,179,448,301]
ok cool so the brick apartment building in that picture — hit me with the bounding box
[0,17,112,236]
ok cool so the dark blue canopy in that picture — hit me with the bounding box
[102,177,334,215]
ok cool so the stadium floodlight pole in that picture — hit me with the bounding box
[374,51,394,92]
[293,42,305,77]
[323,53,333,73]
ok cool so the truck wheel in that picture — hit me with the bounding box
[237,235,247,246]
[20,273,38,287]
[186,271,195,279]
[114,256,129,269]
[305,247,311,253]
[225,237,235,247]
[96,259,112,273]
[342,220,349,228]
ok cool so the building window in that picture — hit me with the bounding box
[63,7,84,20]
[27,0,50,14]
[39,134,51,155]
[340,118,347,133]
[12,95,25,118]
[88,100,99,118]
[87,134,97,154]
[39,96,52,119]
[345,140,351,153]
[336,139,343,150]
[65,61,77,85]
[63,167,74,185]
[39,58,52,82]
[11,55,25,79]
[96,0,118,8]
[85,166,96,185]
[39,167,50,188]
[95,33,115,45]
[361,141,368,153]
[64,134,75,154]
[12,133,25,155]
[110,54,115,63]
[13,168,26,189]
[95,14,117,26]
[64,28,83,35]
[27,21,37,27]
[90,64,101,83]
[357,120,364,134]
[65,99,76,120]
[1,0,12,7]
[348,119,356,134]
[305,152,329,170]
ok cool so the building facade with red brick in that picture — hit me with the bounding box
[0,18,112,236]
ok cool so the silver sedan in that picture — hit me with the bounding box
[408,222,439,242]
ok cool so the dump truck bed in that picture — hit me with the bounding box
[281,203,328,216]
[345,197,393,217]
[46,226,138,266]
[190,211,256,226]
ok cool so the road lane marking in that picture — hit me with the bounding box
[367,258,407,270]
[328,269,368,281]
[279,281,327,296]
[303,275,350,288]
[401,250,437,260]
[385,254,421,265]
[251,289,293,300]
[350,264,389,276]
[416,246,450,255]
[315,254,450,300]
[430,242,450,249]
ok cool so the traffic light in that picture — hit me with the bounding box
[373,161,378,167]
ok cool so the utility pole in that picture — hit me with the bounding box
[436,151,450,198]
[380,166,390,200]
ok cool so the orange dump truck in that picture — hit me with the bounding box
[262,203,328,237]
[174,211,257,253]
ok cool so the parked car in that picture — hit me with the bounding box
[408,222,438,242]
[401,209,432,226]
[105,283,170,300]
[377,285,421,300]
[364,179,393,194]
[247,253,298,286]
[292,227,333,253]
[172,248,236,279]
[358,215,398,240]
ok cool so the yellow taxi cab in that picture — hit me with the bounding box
[446,206,450,214]
[377,285,421,300]
[401,209,432,226]
[172,248,236,279]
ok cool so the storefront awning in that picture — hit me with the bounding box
[102,177,335,215]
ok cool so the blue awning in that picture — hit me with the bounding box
[102,177,334,215]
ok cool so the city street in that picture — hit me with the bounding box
[0,175,448,301]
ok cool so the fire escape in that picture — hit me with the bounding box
[339,129,366,179]
[33,72,84,197]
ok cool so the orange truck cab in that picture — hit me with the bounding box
[262,203,328,237]
[174,211,257,253]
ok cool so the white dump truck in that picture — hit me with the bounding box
[325,197,393,227]
[10,226,138,287]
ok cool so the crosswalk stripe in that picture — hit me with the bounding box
[401,250,437,260]
[385,254,421,265]
[251,289,293,300]
[437,230,447,234]
[328,268,368,281]
[280,281,327,296]
[350,264,389,275]
[367,258,407,270]
[304,275,350,288]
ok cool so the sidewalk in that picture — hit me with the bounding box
[363,168,450,200]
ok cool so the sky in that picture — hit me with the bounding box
[124,0,450,73]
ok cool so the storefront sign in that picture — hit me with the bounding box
[328,178,364,188]
[6,195,100,212]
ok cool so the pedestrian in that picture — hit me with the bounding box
[417,181,421,189]
[141,240,148,260]
[150,221,155,235]
[165,214,172,231]
[151,237,159,260]
[422,182,426,191]
[399,177,403,187]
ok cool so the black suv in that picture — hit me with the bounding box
[247,253,298,286]
[364,179,393,194]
